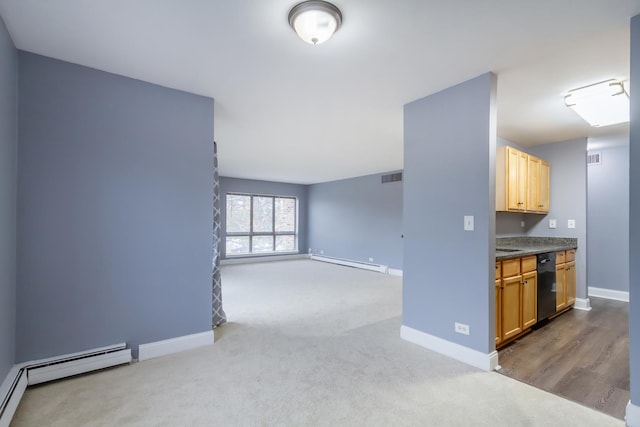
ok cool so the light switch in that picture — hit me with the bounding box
[464,216,474,231]
[549,219,557,229]
[568,219,576,229]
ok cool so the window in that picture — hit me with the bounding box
[225,193,297,256]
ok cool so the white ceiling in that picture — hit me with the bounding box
[1,0,639,184]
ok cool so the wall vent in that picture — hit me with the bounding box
[381,172,402,184]
[587,152,601,166]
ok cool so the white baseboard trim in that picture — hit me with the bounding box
[400,325,498,372]
[573,297,592,311]
[221,253,308,265]
[310,255,388,274]
[138,330,214,362]
[588,286,629,302]
[388,268,403,277]
[627,401,640,427]
[0,367,27,427]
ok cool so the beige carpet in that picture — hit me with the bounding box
[11,260,623,426]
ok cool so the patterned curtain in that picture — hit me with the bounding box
[212,141,227,328]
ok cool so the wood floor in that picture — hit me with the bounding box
[498,297,629,420]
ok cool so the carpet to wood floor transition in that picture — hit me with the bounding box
[498,297,629,420]
[10,261,626,426]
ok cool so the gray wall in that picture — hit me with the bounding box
[587,136,629,292]
[403,73,496,353]
[527,139,588,299]
[16,52,214,361]
[307,171,403,270]
[629,12,639,407]
[219,177,308,259]
[0,16,17,379]
[496,212,526,236]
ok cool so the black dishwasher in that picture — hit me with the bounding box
[537,252,557,321]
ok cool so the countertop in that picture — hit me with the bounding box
[495,237,578,261]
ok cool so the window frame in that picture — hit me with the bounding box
[225,192,298,256]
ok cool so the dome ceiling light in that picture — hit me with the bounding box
[288,1,342,45]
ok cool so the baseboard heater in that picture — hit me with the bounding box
[25,343,131,386]
[0,367,27,427]
[310,255,388,274]
[0,343,131,427]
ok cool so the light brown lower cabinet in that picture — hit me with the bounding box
[496,256,537,346]
[555,250,576,311]
[567,261,576,306]
[496,250,576,348]
[501,274,523,341]
[522,271,537,329]
[495,278,502,346]
[556,263,567,311]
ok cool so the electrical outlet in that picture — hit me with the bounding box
[568,219,576,229]
[549,219,557,229]
[455,322,470,335]
[368,257,374,262]
[520,220,525,228]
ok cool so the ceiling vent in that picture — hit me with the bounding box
[381,172,403,184]
[587,152,602,166]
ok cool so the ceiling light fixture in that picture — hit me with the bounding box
[288,0,342,45]
[564,79,630,127]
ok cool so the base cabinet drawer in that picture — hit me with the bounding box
[502,259,520,277]
[521,256,536,273]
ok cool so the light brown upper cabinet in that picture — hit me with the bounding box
[496,146,549,214]
[528,156,550,213]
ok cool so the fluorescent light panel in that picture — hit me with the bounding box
[564,79,629,127]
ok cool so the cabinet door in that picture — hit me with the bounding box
[502,275,523,340]
[528,156,540,212]
[566,261,576,305]
[496,279,502,345]
[517,150,528,210]
[539,160,550,212]
[506,148,520,210]
[556,264,567,311]
[522,271,537,329]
